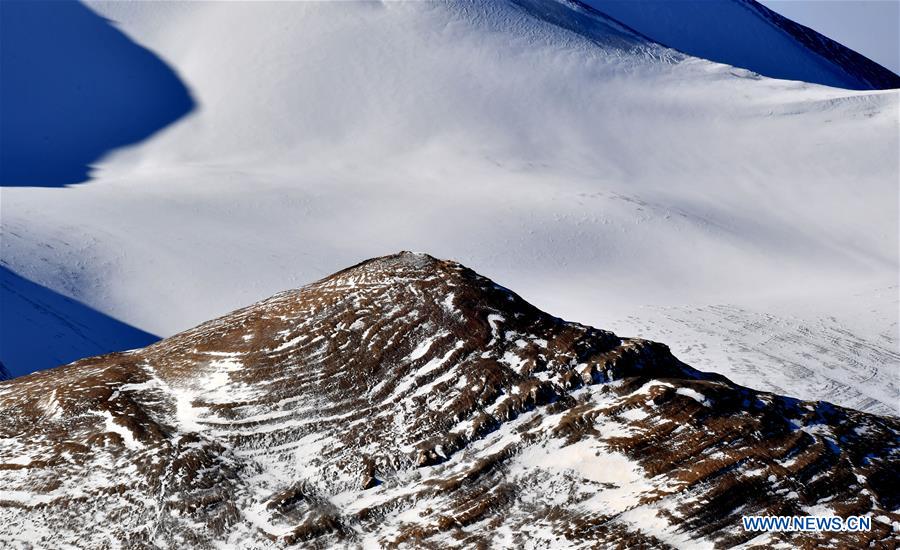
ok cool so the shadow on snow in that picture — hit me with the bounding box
[0,0,195,187]
[0,266,160,378]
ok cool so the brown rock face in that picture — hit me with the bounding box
[0,252,897,548]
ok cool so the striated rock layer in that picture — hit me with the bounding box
[1,252,897,548]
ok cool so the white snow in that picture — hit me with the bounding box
[409,334,441,361]
[619,406,650,421]
[441,293,456,314]
[39,390,63,420]
[617,503,715,549]
[100,410,143,451]
[501,350,528,373]
[676,387,712,407]
[416,340,466,379]
[516,439,650,507]
[269,335,307,353]
[171,388,202,433]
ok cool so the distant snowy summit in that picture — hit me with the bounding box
[578,0,900,89]
[1,253,897,548]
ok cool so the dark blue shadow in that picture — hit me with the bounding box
[0,266,160,378]
[0,0,194,187]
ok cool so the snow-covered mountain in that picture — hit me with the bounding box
[0,0,897,420]
[582,0,900,90]
[1,253,897,548]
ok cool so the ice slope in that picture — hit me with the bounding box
[1,0,897,414]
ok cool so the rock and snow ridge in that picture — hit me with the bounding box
[1,253,897,548]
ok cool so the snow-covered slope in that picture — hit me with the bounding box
[583,0,900,90]
[1,1,897,415]
[0,266,158,378]
[1,254,897,548]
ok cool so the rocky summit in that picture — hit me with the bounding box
[0,252,897,548]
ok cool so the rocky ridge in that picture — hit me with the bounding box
[0,252,897,548]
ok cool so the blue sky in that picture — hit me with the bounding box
[760,0,899,74]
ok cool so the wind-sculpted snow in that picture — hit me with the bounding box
[1,253,897,548]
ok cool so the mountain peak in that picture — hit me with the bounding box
[320,251,458,285]
[1,255,897,547]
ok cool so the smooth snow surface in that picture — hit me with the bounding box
[1,0,897,414]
